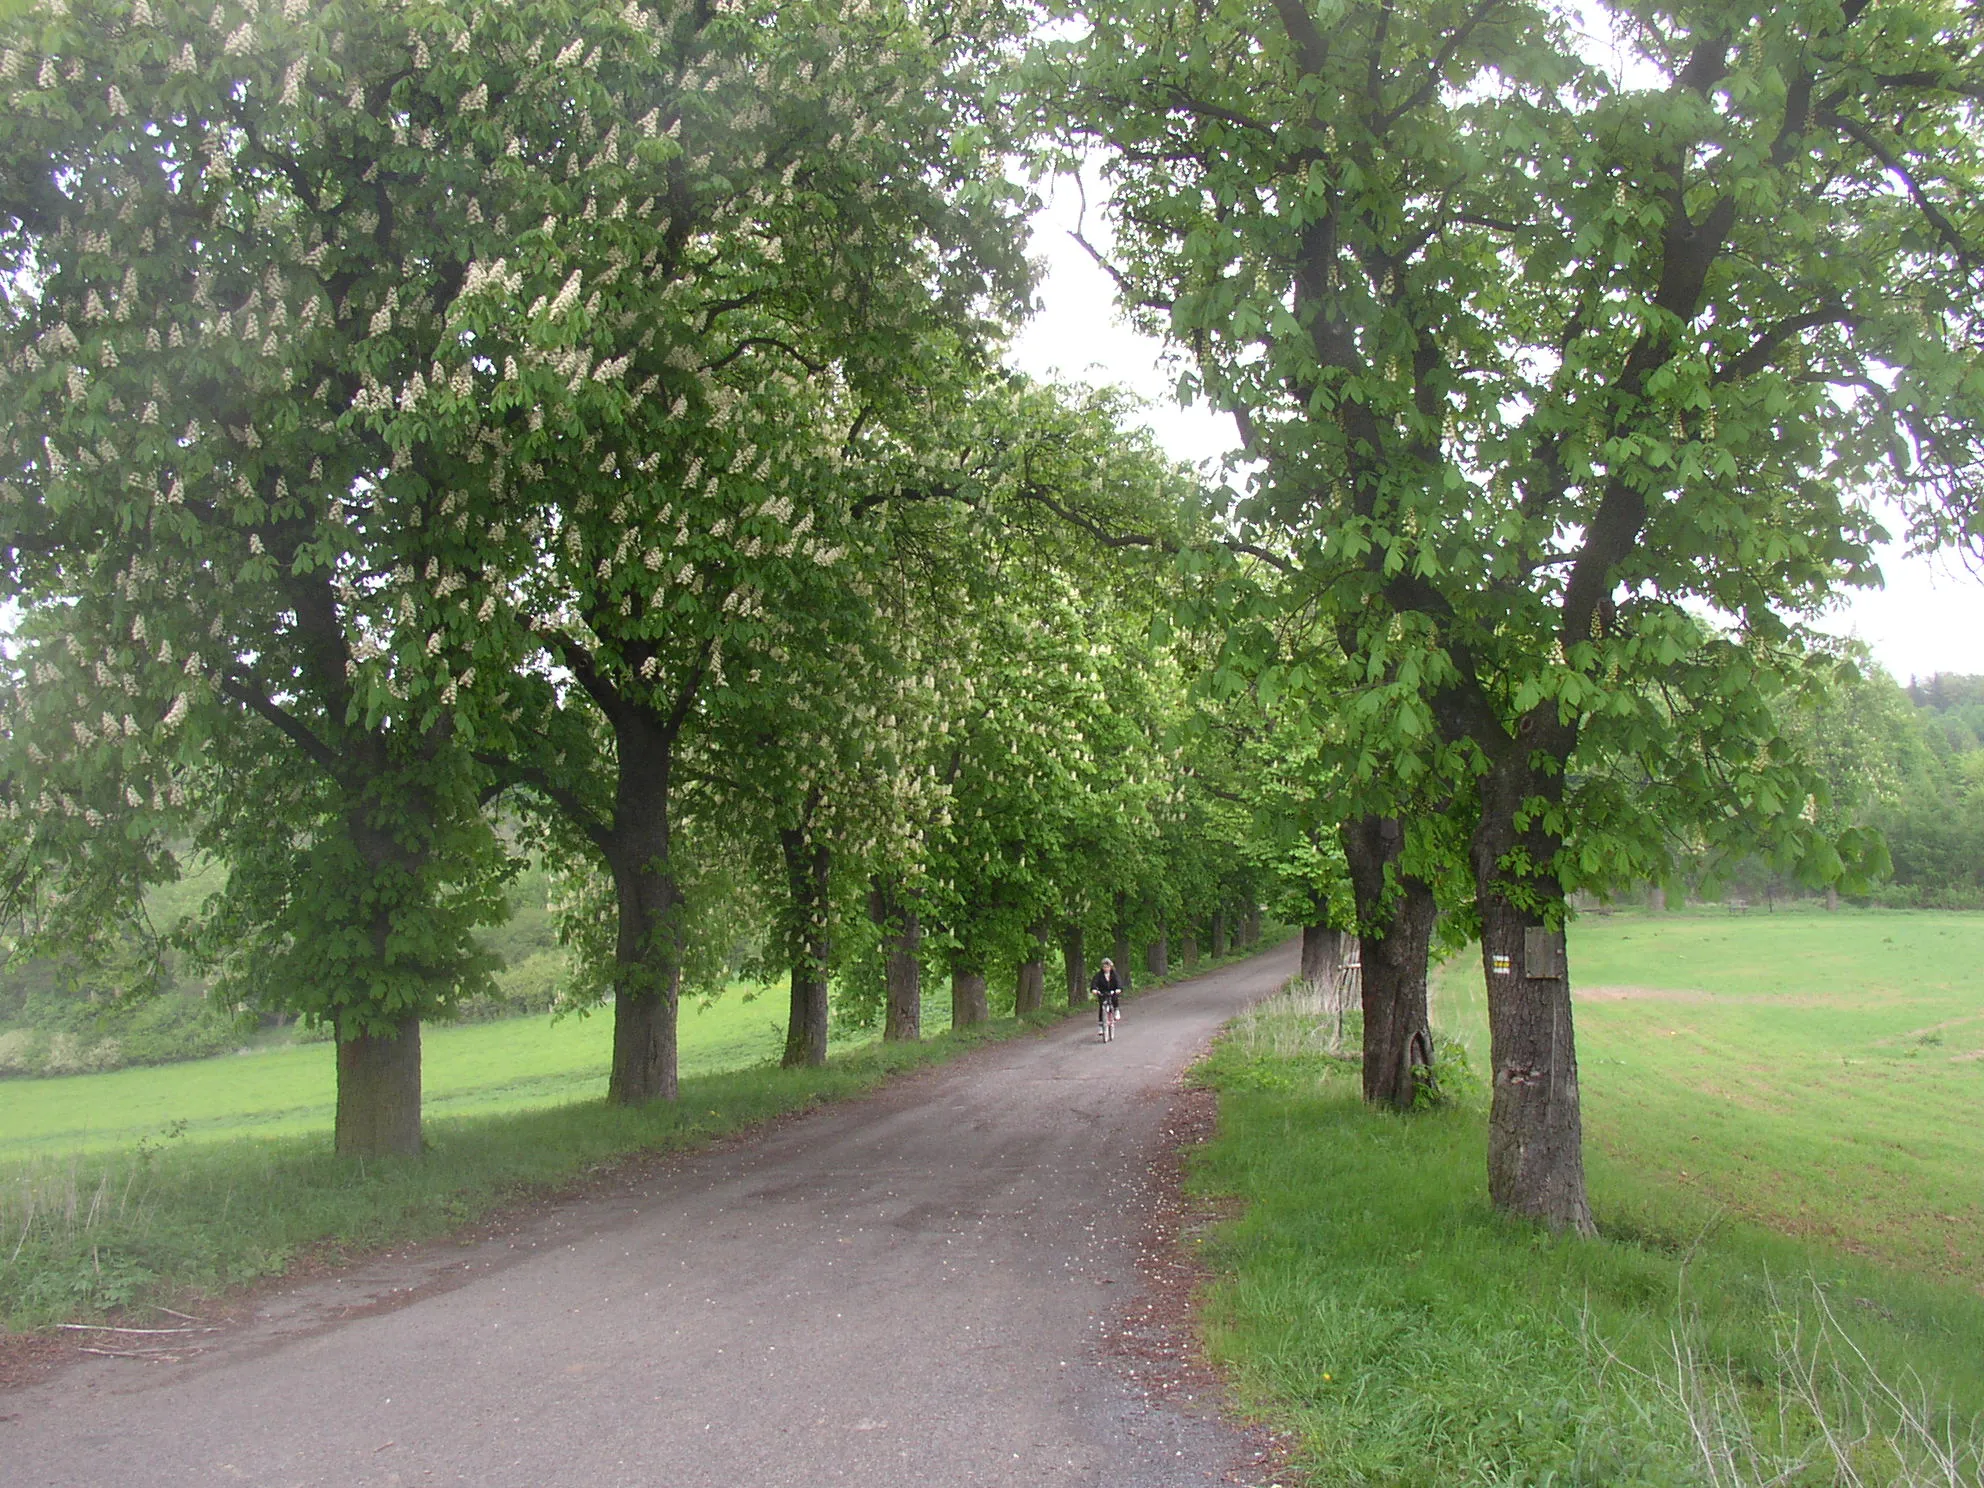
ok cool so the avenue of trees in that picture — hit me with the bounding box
[3,0,1982,1236]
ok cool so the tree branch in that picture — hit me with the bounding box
[217,674,343,781]
[702,334,825,376]
[1713,302,1850,384]
[475,753,612,850]
[1378,0,1506,130]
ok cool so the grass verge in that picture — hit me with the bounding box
[1189,985,1984,1487]
[0,936,1282,1335]
[0,1011,1037,1332]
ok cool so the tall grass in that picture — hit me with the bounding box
[1190,982,1984,1488]
[1592,1285,1984,1488]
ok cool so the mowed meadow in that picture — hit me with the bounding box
[0,980,985,1328]
[1435,907,1984,1290]
[0,985,890,1162]
[1194,909,1984,1485]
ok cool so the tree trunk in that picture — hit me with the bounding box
[940,956,980,1039]
[1210,910,1228,958]
[1475,760,1595,1235]
[1300,918,1342,987]
[950,960,989,1029]
[1182,933,1199,967]
[332,794,448,1159]
[1361,887,1435,1109]
[779,826,832,1070]
[609,973,679,1105]
[1341,816,1437,1113]
[1061,923,1087,1009]
[603,741,683,1106]
[1826,884,1840,913]
[1014,920,1048,1017]
[873,880,921,1043]
[1242,903,1262,946]
[1145,932,1168,980]
[1647,883,1667,912]
[334,1014,422,1157]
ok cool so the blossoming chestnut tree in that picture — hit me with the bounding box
[0,0,1035,1135]
[1037,0,1984,1229]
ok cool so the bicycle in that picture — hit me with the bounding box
[1096,994,1120,1042]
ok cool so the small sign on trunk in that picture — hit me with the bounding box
[1523,927,1568,979]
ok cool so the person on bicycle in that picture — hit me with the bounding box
[1090,958,1122,1035]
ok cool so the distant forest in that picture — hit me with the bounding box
[1883,673,1984,906]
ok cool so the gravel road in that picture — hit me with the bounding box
[1,942,1297,1488]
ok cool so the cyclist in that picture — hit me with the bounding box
[1090,958,1123,1038]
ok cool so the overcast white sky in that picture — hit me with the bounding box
[1004,180,1984,683]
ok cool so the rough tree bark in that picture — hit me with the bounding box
[1061,923,1087,1009]
[1014,920,1048,1017]
[779,823,832,1070]
[1342,816,1437,1112]
[950,955,989,1029]
[1210,910,1228,958]
[334,1014,422,1157]
[602,716,684,1106]
[1242,903,1262,947]
[1145,930,1168,979]
[1474,758,1595,1235]
[1301,918,1342,988]
[872,879,922,1042]
[1181,931,1199,967]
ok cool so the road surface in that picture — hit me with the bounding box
[2,942,1298,1487]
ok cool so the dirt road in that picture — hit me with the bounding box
[1,943,1296,1487]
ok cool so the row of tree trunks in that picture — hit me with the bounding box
[1341,815,1437,1113]
[788,889,1263,1071]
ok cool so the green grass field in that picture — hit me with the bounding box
[1434,906,1984,1291]
[0,944,1271,1331]
[0,980,977,1329]
[0,984,878,1160]
[1194,907,1984,1487]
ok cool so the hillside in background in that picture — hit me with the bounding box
[0,865,571,1078]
